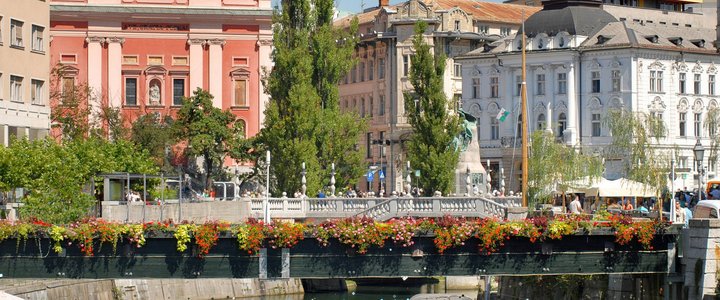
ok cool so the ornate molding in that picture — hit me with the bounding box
[85,36,106,44]
[675,62,689,73]
[554,101,568,113]
[708,63,717,75]
[609,97,624,109]
[207,39,226,47]
[708,99,718,111]
[693,62,704,73]
[648,60,665,71]
[533,101,546,114]
[693,99,704,113]
[587,97,603,111]
[486,102,500,115]
[187,39,206,46]
[648,96,666,112]
[677,98,689,112]
[106,37,125,44]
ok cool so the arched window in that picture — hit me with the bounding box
[537,114,546,130]
[557,113,567,137]
[516,114,523,138]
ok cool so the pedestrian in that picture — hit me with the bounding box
[569,194,583,214]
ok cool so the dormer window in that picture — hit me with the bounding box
[559,37,565,47]
[538,39,544,49]
[691,39,706,48]
[669,37,683,46]
[645,35,659,44]
[597,35,613,45]
[454,20,461,31]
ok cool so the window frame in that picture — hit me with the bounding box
[611,70,621,92]
[30,78,43,105]
[31,24,43,53]
[591,71,600,93]
[650,70,663,92]
[679,73,687,94]
[710,74,716,96]
[490,76,499,98]
[694,73,701,95]
[694,112,702,137]
[536,74,545,95]
[379,94,385,116]
[232,78,249,107]
[490,118,499,140]
[10,75,23,102]
[124,77,138,106]
[378,58,385,79]
[679,112,686,137]
[368,59,374,81]
[591,113,601,137]
[472,78,481,99]
[172,77,186,106]
[557,72,567,94]
[10,19,23,49]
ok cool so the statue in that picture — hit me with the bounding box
[149,83,161,105]
[452,109,476,152]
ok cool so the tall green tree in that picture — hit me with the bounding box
[705,106,720,166]
[528,131,603,206]
[131,113,177,172]
[604,110,670,194]
[50,64,92,141]
[403,22,461,196]
[174,88,242,190]
[257,0,364,196]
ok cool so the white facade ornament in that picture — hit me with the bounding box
[470,103,482,117]
[677,98,689,112]
[533,101,546,114]
[587,97,603,111]
[648,96,666,111]
[472,65,482,76]
[487,102,500,115]
[708,99,718,111]
[693,99,704,113]
[610,57,621,68]
[693,62,704,73]
[648,60,665,70]
[589,58,601,69]
[555,101,568,113]
[609,97,623,109]
[708,63,717,74]
[675,62,689,73]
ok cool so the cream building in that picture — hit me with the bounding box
[0,0,51,146]
[336,0,538,193]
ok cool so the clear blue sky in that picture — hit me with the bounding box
[270,0,406,16]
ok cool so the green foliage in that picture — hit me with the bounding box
[528,131,603,206]
[604,110,669,194]
[0,138,156,224]
[257,0,364,196]
[131,113,177,171]
[174,88,242,190]
[49,64,92,141]
[705,106,720,164]
[403,22,461,195]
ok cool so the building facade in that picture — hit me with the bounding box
[49,0,273,144]
[336,0,539,193]
[0,0,52,147]
[457,0,719,192]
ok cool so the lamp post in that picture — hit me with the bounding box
[670,150,676,223]
[694,139,705,203]
[264,151,270,224]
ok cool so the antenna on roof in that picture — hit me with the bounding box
[361,0,366,11]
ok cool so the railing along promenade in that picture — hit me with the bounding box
[101,196,523,223]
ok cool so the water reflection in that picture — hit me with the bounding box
[245,290,478,300]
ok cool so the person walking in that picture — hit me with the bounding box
[569,195,583,214]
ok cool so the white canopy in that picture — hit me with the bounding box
[562,177,658,198]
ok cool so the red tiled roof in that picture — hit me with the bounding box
[334,0,540,27]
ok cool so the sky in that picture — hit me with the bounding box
[270,0,410,18]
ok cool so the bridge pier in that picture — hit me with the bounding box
[683,219,720,299]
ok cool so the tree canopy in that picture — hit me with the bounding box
[256,0,364,196]
[403,21,461,196]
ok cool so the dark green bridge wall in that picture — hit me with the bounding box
[0,231,678,279]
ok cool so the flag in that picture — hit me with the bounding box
[496,108,510,122]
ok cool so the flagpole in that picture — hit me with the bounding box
[520,9,529,207]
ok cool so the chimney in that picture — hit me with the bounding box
[380,0,389,7]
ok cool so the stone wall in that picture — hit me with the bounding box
[101,200,252,223]
[683,218,720,299]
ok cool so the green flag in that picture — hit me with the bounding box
[496,108,510,122]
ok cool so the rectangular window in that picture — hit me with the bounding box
[516,75,522,96]
[379,95,385,116]
[710,75,716,96]
[234,79,247,106]
[232,57,248,66]
[695,113,702,137]
[61,77,74,100]
[172,56,189,66]
[359,62,365,82]
[536,74,545,95]
[125,78,137,106]
[679,73,686,94]
[10,19,23,48]
[369,96,373,117]
[368,60,374,81]
[378,58,385,79]
[379,131,385,157]
[148,55,163,65]
[122,55,138,65]
[403,55,410,77]
[366,132,372,159]
[31,79,43,105]
[454,20,461,31]
[351,66,357,83]
[679,112,686,137]
[694,74,701,95]
[592,113,601,137]
[611,70,621,92]
[360,98,365,118]
[60,54,77,64]
[0,16,3,45]
[0,73,3,99]
[490,77,499,98]
[591,71,600,93]
[478,25,489,34]
[454,63,461,77]
[172,78,185,106]
[500,27,511,36]
[490,118,499,140]
[557,73,567,94]
[472,78,481,98]
[31,25,43,52]
[650,70,663,92]
[10,75,22,102]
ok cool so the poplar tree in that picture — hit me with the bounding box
[403,22,461,196]
[258,0,364,195]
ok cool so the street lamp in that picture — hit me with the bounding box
[694,139,705,202]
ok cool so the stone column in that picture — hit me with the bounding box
[86,36,105,123]
[0,125,7,147]
[564,61,577,146]
[546,67,554,134]
[208,39,225,109]
[684,219,720,299]
[258,38,273,128]
[188,39,205,94]
[106,37,124,108]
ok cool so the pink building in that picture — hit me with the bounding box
[49,0,273,140]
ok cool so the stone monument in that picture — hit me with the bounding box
[454,110,488,196]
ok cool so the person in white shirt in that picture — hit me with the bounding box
[569,195,583,214]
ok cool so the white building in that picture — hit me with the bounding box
[457,0,719,192]
[336,0,539,193]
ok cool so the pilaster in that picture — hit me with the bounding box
[107,37,125,108]
[565,61,577,145]
[86,36,105,123]
[208,38,226,109]
[188,39,206,94]
[258,38,273,128]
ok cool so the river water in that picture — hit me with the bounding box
[246,289,479,300]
